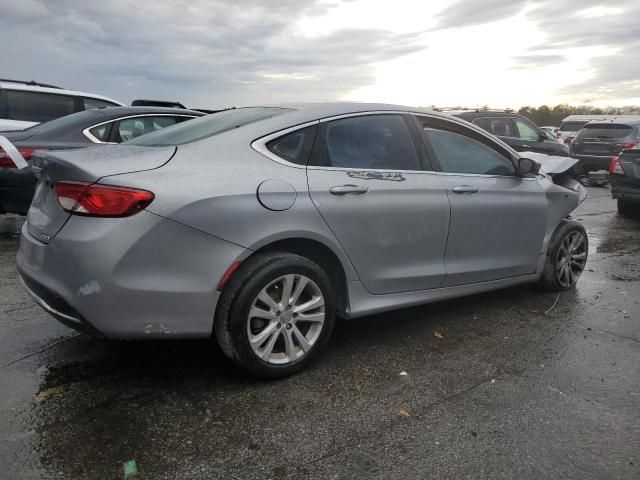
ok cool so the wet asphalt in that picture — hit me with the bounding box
[0,187,638,480]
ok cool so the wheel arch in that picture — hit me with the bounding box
[249,237,351,315]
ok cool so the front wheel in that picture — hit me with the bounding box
[537,221,588,292]
[214,252,336,379]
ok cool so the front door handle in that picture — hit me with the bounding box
[329,185,369,195]
[452,185,479,194]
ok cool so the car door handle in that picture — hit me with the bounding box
[452,185,479,194]
[521,144,532,148]
[329,185,369,195]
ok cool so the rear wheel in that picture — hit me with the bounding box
[617,199,635,216]
[214,252,336,378]
[537,221,588,292]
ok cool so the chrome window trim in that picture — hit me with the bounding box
[82,113,197,144]
[251,110,533,180]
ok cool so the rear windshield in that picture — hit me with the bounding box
[559,121,587,132]
[21,109,103,135]
[126,107,292,146]
[577,124,634,140]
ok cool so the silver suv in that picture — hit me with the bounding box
[0,79,122,131]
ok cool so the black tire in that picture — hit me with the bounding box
[617,199,635,216]
[214,252,336,379]
[536,220,588,292]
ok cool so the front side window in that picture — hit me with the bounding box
[82,97,118,110]
[473,118,515,137]
[115,116,179,142]
[311,115,419,170]
[515,119,541,141]
[417,117,515,176]
[4,90,75,122]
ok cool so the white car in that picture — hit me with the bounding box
[0,79,123,131]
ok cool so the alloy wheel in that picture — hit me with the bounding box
[247,274,325,364]
[555,231,587,288]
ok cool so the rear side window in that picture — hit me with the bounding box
[127,107,291,146]
[88,123,111,142]
[82,97,118,110]
[472,118,515,137]
[311,115,419,170]
[577,124,634,140]
[4,90,75,122]
[267,125,317,165]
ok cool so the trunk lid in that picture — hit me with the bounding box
[26,145,175,243]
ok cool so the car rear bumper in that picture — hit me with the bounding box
[16,211,248,339]
[611,179,640,202]
[571,154,613,171]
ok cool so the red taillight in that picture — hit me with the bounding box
[609,156,625,175]
[0,147,46,168]
[614,142,638,150]
[55,181,154,217]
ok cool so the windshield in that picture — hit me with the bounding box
[560,121,587,132]
[126,107,292,146]
[577,124,634,140]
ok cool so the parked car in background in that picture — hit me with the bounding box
[558,115,640,143]
[0,79,123,131]
[16,103,588,378]
[570,120,640,172]
[0,106,204,214]
[453,111,570,157]
[541,126,559,138]
[610,145,640,215]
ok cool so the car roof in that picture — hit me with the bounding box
[584,120,640,127]
[86,106,204,117]
[0,80,124,106]
[452,111,522,120]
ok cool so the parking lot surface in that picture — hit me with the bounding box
[0,187,638,479]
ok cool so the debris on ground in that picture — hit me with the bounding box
[544,293,562,315]
[398,409,410,417]
[433,331,444,339]
[123,460,138,478]
[34,386,64,403]
[399,371,408,376]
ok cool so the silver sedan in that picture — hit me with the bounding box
[17,103,588,377]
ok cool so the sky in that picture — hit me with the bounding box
[1,0,639,110]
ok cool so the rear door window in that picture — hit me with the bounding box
[4,90,75,122]
[311,115,420,170]
[577,124,634,140]
[472,118,515,137]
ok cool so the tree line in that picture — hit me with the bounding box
[518,105,640,126]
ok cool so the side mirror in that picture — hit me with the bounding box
[517,157,540,176]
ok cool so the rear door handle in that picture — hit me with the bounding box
[329,185,369,195]
[452,185,479,194]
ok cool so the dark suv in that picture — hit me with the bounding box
[454,111,570,157]
[570,121,640,172]
[610,147,640,215]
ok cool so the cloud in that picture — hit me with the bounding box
[511,54,566,69]
[434,0,527,29]
[0,0,425,108]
